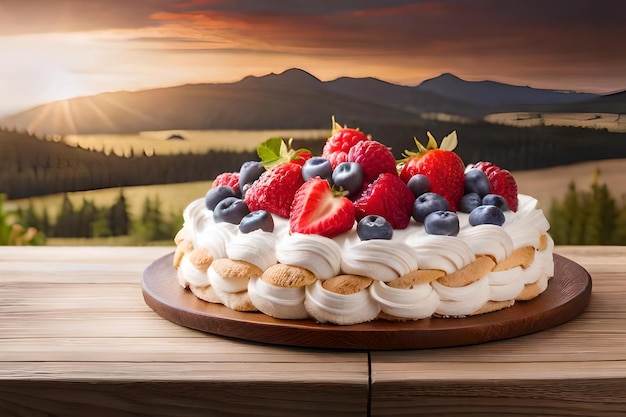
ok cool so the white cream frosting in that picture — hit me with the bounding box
[276,233,342,279]
[178,193,554,324]
[247,277,309,319]
[369,280,440,319]
[207,264,256,293]
[305,280,381,325]
[178,253,210,288]
[432,276,491,317]
[226,230,277,271]
[340,238,420,282]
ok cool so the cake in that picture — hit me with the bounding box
[173,122,554,325]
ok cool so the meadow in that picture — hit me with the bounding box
[64,129,330,156]
[484,112,626,132]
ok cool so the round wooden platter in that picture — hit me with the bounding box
[142,253,592,350]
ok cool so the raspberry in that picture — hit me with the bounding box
[244,163,304,218]
[353,173,415,229]
[322,128,368,168]
[212,172,240,193]
[472,161,518,211]
[347,140,397,183]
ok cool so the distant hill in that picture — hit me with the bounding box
[0,68,615,136]
[417,73,596,107]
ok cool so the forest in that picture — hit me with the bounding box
[2,122,626,245]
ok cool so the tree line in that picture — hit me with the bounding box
[15,190,182,243]
[3,123,626,201]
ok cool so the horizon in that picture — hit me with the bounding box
[1,0,626,117]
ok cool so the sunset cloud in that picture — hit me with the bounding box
[0,0,624,116]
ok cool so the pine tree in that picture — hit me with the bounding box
[109,189,130,236]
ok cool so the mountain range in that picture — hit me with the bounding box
[1,68,622,136]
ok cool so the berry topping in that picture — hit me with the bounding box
[239,161,266,189]
[472,161,518,211]
[212,172,240,196]
[464,168,490,197]
[213,197,250,224]
[482,193,509,211]
[347,139,397,184]
[353,173,415,229]
[302,156,333,182]
[244,138,310,218]
[205,186,237,210]
[459,192,482,213]
[398,131,465,211]
[289,178,355,238]
[407,174,431,197]
[332,162,365,198]
[244,163,304,218]
[412,192,450,223]
[239,210,274,233]
[424,211,460,236]
[357,215,393,241]
[321,117,369,168]
[469,205,506,226]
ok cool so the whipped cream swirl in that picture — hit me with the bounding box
[276,233,342,280]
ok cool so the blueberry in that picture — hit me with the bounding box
[407,174,431,197]
[482,194,509,211]
[469,205,505,226]
[412,192,450,223]
[459,192,482,213]
[424,211,460,236]
[302,156,333,182]
[332,162,364,197]
[205,186,237,210]
[239,210,274,233]
[357,215,393,241]
[464,169,490,197]
[213,197,250,224]
[239,161,265,188]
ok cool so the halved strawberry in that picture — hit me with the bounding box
[321,117,369,169]
[472,161,519,211]
[290,178,355,238]
[398,131,465,212]
[353,173,415,229]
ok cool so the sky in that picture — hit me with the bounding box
[1,0,625,116]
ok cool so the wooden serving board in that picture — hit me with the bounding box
[142,253,592,350]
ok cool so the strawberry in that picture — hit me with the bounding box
[290,149,313,166]
[290,178,355,238]
[321,117,369,169]
[472,161,519,211]
[353,173,415,229]
[398,131,465,212]
[245,163,303,218]
[347,140,397,183]
[212,172,240,193]
[243,137,309,218]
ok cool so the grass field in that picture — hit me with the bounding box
[64,129,330,156]
[8,158,626,232]
[484,112,626,132]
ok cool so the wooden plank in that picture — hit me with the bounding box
[0,246,369,416]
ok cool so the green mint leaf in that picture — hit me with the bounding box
[257,137,286,166]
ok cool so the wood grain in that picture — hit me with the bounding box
[369,245,626,417]
[1,245,624,417]
[142,253,591,350]
[0,246,368,417]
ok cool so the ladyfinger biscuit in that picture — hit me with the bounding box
[470,299,515,316]
[322,275,373,295]
[492,246,535,272]
[387,269,446,289]
[189,247,213,269]
[211,258,263,280]
[437,255,496,288]
[261,263,317,288]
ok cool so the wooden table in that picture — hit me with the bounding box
[1,246,624,416]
